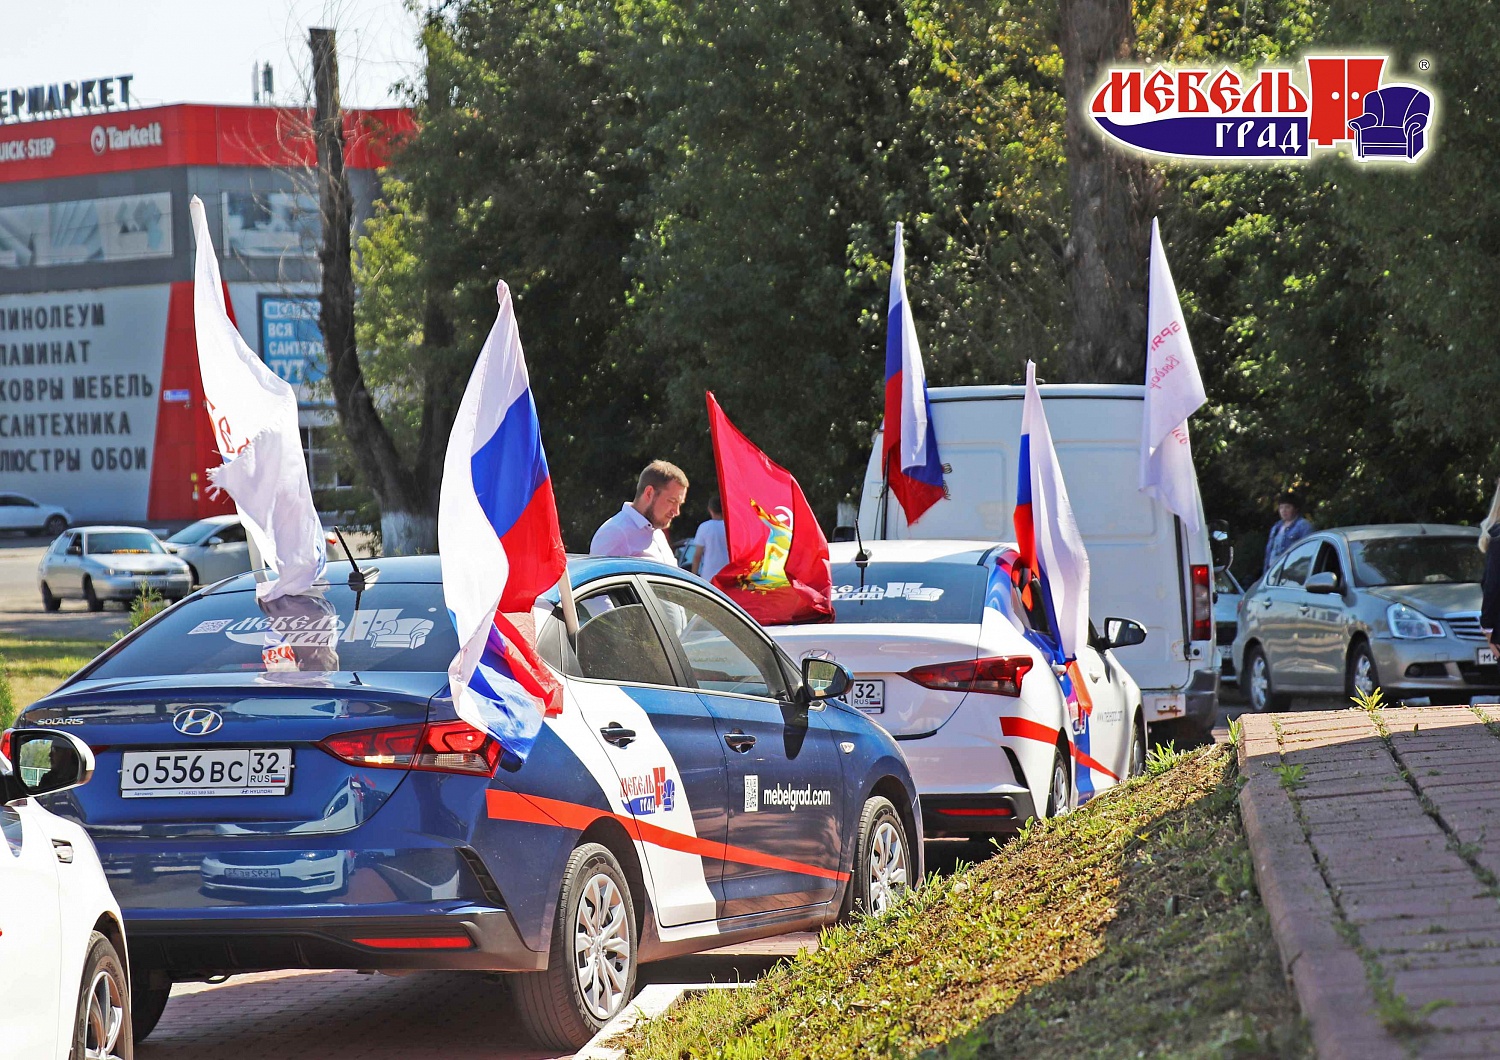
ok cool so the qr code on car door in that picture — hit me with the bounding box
[744,774,759,813]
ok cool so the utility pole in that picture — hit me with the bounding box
[310,26,433,553]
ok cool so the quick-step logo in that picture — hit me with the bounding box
[1089,55,1435,164]
[620,766,675,816]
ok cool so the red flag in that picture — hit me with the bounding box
[706,392,833,626]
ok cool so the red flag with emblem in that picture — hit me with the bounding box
[706,392,833,626]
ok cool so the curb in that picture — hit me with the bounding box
[1236,717,1405,1060]
[574,982,750,1060]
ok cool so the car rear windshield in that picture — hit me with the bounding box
[84,582,459,678]
[1350,536,1484,587]
[829,562,987,624]
[87,531,165,555]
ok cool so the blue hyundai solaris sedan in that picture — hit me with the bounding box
[20,555,921,1050]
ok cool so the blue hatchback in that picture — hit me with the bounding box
[21,555,921,1050]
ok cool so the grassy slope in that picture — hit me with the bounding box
[623,746,1310,1060]
[0,634,106,728]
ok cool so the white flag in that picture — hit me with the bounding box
[1019,361,1091,661]
[1139,217,1207,533]
[190,196,325,600]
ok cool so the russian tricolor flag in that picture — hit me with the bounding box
[438,281,567,762]
[883,222,946,526]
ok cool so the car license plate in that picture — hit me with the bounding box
[1479,647,1497,667]
[120,748,292,798]
[223,867,281,880]
[850,679,884,713]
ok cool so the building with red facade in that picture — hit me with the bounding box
[0,102,412,522]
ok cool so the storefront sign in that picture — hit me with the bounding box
[258,295,326,386]
[0,76,134,123]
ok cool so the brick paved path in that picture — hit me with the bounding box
[136,933,817,1059]
[1241,706,1500,1058]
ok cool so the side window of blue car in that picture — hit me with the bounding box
[648,582,786,700]
[568,584,679,687]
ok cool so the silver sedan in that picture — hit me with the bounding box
[1233,524,1495,710]
[39,526,193,612]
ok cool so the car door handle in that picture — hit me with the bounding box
[723,730,757,753]
[1261,599,1273,608]
[52,839,73,864]
[1299,605,1311,614]
[599,724,636,748]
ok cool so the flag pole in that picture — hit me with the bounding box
[557,565,580,649]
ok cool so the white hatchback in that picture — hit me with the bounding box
[1,727,132,1060]
[769,540,1148,836]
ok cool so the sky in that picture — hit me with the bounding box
[3,0,426,110]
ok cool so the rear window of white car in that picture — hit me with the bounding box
[84,583,459,677]
[829,562,987,624]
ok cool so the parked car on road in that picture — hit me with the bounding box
[855,384,1221,746]
[1214,566,1245,685]
[163,515,252,587]
[39,527,193,612]
[768,540,1147,839]
[1,726,133,1060]
[1233,524,1497,710]
[19,555,921,1051]
[0,492,69,537]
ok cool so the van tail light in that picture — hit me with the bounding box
[905,656,1033,697]
[319,719,502,777]
[0,729,10,763]
[1191,564,1212,642]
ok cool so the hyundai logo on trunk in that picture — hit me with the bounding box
[173,707,223,736]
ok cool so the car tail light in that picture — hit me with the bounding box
[1190,564,1212,642]
[319,720,502,776]
[352,935,474,950]
[0,729,10,763]
[905,655,1033,697]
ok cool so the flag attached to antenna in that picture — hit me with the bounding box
[882,222,946,526]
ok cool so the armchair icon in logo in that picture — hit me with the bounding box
[172,707,224,736]
[1089,54,1434,164]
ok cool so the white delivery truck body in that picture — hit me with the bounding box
[856,383,1219,741]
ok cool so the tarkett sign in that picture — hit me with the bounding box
[1089,55,1436,164]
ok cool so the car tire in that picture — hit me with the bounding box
[129,971,171,1043]
[1045,744,1072,818]
[839,795,912,922]
[70,930,133,1060]
[83,577,104,612]
[1127,712,1148,778]
[45,514,68,537]
[1346,640,1382,701]
[186,563,200,588]
[1244,645,1290,713]
[41,581,61,612]
[511,842,637,1051]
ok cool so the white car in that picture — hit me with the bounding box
[769,540,1147,837]
[163,515,252,586]
[1,727,132,1059]
[0,492,70,537]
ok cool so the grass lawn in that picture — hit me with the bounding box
[622,744,1310,1060]
[0,634,108,728]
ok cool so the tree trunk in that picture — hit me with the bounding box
[1058,0,1160,382]
[310,27,435,555]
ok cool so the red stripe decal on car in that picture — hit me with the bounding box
[485,789,850,882]
[998,716,1120,783]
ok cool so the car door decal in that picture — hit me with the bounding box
[998,716,1119,784]
[484,789,850,883]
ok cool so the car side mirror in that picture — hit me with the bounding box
[1104,618,1148,650]
[206,536,224,546]
[3,729,95,803]
[1209,520,1233,570]
[1304,571,1341,595]
[801,657,852,701]
[66,543,82,556]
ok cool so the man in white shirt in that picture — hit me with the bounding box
[690,495,729,582]
[589,460,688,565]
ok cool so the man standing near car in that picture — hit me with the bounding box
[590,460,688,565]
[1264,491,1314,571]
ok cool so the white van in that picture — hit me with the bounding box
[855,383,1220,743]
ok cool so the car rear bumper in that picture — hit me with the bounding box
[921,791,1037,837]
[125,905,545,975]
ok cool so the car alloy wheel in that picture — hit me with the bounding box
[1247,650,1271,713]
[573,871,631,1020]
[1128,716,1147,778]
[867,817,909,915]
[1349,643,1380,700]
[45,514,67,536]
[1047,749,1072,817]
[73,931,132,1060]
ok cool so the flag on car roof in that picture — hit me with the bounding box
[1138,217,1207,533]
[1014,360,1091,662]
[707,392,833,626]
[882,222,946,526]
[438,281,567,762]
[189,196,326,602]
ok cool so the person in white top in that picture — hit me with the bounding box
[588,460,688,565]
[690,495,729,582]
